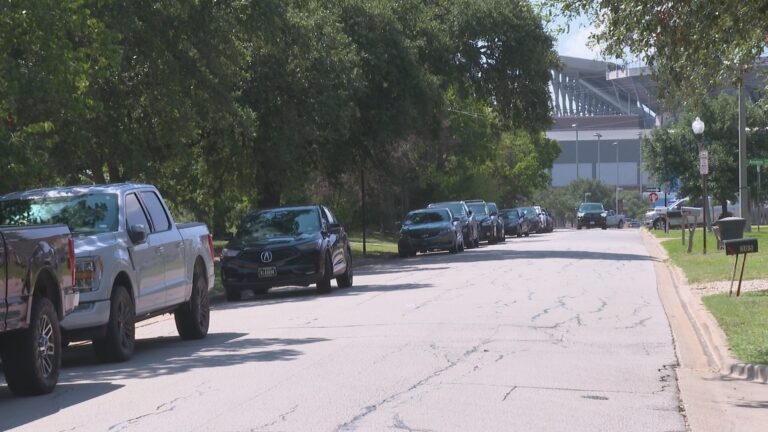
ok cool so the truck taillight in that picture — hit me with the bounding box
[207,234,215,260]
[68,238,75,286]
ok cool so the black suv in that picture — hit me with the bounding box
[577,202,607,230]
[428,201,479,248]
[465,200,498,244]
[220,205,353,300]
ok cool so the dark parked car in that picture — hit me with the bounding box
[577,202,608,230]
[500,208,531,237]
[220,205,353,300]
[428,201,479,248]
[486,202,506,243]
[465,200,498,244]
[519,207,542,233]
[397,208,462,257]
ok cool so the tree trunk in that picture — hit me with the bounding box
[721,201,728,219]
[258,180,282,208]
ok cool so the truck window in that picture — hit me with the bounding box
[125,193,150,229]
[140,191,170,232]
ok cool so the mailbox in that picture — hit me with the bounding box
[724,238,758,256]
[716,217,746,241]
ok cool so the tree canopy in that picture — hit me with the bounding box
[0,0,560,233]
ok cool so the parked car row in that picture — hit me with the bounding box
[396,200,555,258]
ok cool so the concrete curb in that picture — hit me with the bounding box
[643,230,768,383]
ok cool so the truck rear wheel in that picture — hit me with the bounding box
[1,296,61,396]
[93,285,135,363]
[175,269,210,340]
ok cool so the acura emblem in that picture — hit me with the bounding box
[260,251,273,263]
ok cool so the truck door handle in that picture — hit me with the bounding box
[156,246,165,254]
[176,241,183,249]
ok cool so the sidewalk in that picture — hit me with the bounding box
[643,231,768,432]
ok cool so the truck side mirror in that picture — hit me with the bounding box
[128,224,148,244]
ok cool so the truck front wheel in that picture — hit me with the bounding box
[1,296,61,395]
[93,285,135,363]
[175,269,210,340]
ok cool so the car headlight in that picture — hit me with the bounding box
[75,257,102,292]
[221,248,240,258]
[577,212,584,218]
[601,212,608,217]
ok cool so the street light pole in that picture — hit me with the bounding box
[637,131,643,191]
[692,117,707,255]
[572,123,579,179]
[612,141,619,211]
[594,132,602,181]
[584,192,591,203]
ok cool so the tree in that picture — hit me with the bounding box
[546,0,768,103]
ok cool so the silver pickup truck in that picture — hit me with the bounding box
[0,184,215,362]
[0,224,78,395]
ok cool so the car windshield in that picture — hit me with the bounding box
[579,203,604,212]
[237,208,320,241]
[430,202,465,217]
[467,202,488,216]
[404,210,449,225]
[520,207,536,217]
[501,211,519,221]
[0,193,119,235]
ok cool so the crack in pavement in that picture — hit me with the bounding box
[108,394,191,432]
[501,386,517,401]
[618,316,652,329]
[392,414,435,432]
[252,404,299,430]
[335,333,498,431]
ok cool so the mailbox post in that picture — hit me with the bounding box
[717,217,755,296]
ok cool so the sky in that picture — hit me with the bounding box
[554,15,602,60]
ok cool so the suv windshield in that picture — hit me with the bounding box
[429,202,465,217]
[0,193,119,235]
[467,202,488,216]
[501,211,519,221]
[579,203,604,212]
[404,210,449,225]
[237,208,321,241]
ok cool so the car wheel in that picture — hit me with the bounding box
[618,220,624,229]
[577,224,582,230]
[489,229,498,245]
[175,268,210,340]
[336,249,353,288]
[316,253,333,294]
[458,237,465,252]
[93,285,135,363]
[398,246,410,258]
[1,295,61,396]
[224,284,242,301]
[252,288,269,295]
[602,224,607,230]
[516,232,522,238]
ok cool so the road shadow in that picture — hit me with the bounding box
[59,332,328,382]
[213,282,433,311]
[0,382,123,430]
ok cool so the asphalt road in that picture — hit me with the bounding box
[0,229,686,432]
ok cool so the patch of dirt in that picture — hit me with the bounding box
[689,279,768,297]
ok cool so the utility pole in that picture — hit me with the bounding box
[739,82,750,231]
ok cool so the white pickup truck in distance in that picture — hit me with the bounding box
[0,184,215,362]
[644,197,703,229]
[605,210,626,228]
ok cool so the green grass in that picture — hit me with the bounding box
[702,291,768,365]
[651,227,768,283]
[348,231,398,258]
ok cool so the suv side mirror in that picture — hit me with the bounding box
[128,224,148,244]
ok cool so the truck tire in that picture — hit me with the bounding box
[175,269,210,340]
[577,225,582,230]
[618,220,624,229]
[93,285,135,363]
[316,254,333,294]
[1,296,61,396]
[336,249,353,288]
